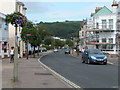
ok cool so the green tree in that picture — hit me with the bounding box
[66,39,74,48]
[54,39,65,48]
[38,21,82,39]
[37,24,52,40]
[21,22,42,58]
[44,37,53,46]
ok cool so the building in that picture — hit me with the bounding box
[116,1,120,54]
[0,0,27,58]
[0,12,9,58]
[79,1,119,54]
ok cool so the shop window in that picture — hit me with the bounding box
[4,42,7,53]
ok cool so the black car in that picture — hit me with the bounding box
[65,49,70,54]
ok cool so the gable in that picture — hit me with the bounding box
[92,6,112,18]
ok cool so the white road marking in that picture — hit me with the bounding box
[107,61,113,65]
[38,53,83,89]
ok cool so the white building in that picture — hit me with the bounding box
[79,1,120,54]
[0,0,27,58]
[0,12,9,58]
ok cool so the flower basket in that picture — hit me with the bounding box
[6,12,27,27]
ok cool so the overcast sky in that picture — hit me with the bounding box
[19,0,119,23]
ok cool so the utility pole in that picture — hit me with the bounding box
[13,0,18,82]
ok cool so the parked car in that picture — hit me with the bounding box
[54,49,58,53]
[40,48,47,52]
[82,49,107,65]
[65,49,70,54]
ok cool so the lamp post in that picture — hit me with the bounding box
[13,0,18,82]
[5,0,27,82]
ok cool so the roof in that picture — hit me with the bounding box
[92,6,112,18]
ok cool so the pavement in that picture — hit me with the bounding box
[2,51,70,88]
[2,58,14,88]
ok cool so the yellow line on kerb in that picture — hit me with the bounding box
[38,55,83,90]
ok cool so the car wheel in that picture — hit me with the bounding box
[85,60,88,64]
[103,62,107,65]
[81,57,85,63]
[87,59,90,64]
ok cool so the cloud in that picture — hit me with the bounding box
[44,11,88,18]
[22,2,54,14]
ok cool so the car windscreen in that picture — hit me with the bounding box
[88,50,103,54]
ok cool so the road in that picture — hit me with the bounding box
[40,49,118,89]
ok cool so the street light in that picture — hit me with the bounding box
[13,0,18,82]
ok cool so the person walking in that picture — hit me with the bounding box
[10,47,14,63]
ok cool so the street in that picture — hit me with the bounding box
[41,49,118,88]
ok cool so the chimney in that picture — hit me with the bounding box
[91,13,95,17]
[112,0,118,13]
[95,7,102,13]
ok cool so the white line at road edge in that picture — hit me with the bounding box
[38,53,83,90]
[107,61,113,65]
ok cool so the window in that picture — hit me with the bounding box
[108,38,113,43]
[96,22,99,29]
[108,45,113,49]
[117,22,120,31]
[82,31,84,36]
[102,20,107,29]
[4,42,7,53]
[102,45,107,49]
[102,38,106,42]
[0,24,2,28]
[109,19,113,30]
[4,22,8,30]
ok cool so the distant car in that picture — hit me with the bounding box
[82,49,107,65]
[40,48,47,52]
[65,49,70,54]
[54,49,58,53]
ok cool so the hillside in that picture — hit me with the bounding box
[38,21,82,39]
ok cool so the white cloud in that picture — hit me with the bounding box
[42,10,90,20]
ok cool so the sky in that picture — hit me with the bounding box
[19,0,119,23]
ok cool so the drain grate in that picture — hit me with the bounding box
[34,73,52,75]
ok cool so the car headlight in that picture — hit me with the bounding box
[91,56,96,59]
[104,56,107,59]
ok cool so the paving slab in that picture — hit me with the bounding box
[13,53,70,88]
[2,58,14,88]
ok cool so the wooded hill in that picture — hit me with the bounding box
[38,21,82,39]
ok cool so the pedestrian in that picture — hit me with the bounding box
[10,47,14,63]
[82,48,85,53]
